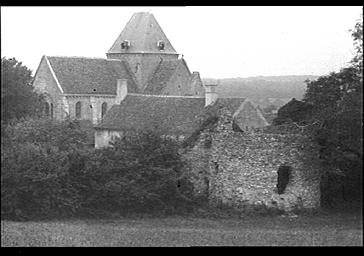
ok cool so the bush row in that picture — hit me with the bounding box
[1,118,197,220]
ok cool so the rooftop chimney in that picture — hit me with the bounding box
[204,84,218,106]
[191,72,201,82]
[115,79,128,104]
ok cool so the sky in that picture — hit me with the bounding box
[1,6,362,79]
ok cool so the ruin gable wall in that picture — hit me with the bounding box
[182,108,322,212]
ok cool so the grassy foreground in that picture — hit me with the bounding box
[1,213,362,246]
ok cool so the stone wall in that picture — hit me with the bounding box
[66,95,116,124]
[33,57,67,121]
[182,132,213,197]
[183,108,322,212]
[33,56,119,124]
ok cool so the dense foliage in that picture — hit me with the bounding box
[1,57,45,124]
[303,66,362,204]
[351,14,363,73]
[272,15,363,205]
[1,119,196,220]
[84,132,195,215]
[272,98,313,125]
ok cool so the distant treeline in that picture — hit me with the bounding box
[202,75,320,101]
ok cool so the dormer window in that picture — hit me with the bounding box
[157,40,165,50]
[121,40,130,49]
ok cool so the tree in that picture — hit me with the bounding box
[1,57,45,124]
[89,132,195,213]
[301,15,363,205]
[1,119,196,220]
[351,13,363,74]
[273,98,313,125]
[1,118,90,220]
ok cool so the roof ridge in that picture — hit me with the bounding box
[47,55,108,60]
[218,97,246,99]
[127,93,204,98]
[141,13,152,54]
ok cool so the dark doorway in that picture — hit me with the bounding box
[277,165,292,194]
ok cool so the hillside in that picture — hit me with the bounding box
[202,75,319,107]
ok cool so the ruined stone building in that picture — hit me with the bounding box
[95,91,321,211]
[181,108,321,212]
[33,11,321,212]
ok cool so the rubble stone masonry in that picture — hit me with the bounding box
[183,108,322,212]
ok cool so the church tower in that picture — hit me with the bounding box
[106,12,180,92]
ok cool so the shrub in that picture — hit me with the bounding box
[273,98,313,125]
[84,132,196,215]
[1,118,89,220]
[1,120,196,220]
[1,143,83,220]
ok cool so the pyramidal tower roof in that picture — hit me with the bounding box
[107,12,178,55]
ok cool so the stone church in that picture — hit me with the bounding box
[33,12,205,124]
[33,12,321,212]
[33,12,267,129]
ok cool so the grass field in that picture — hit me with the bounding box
[1,212,362,246]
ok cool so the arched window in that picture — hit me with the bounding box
[44,102,50,117]
[75,101,82,119]
[135,63,140,73]
[101,102,107,118]
[50,103,54,119]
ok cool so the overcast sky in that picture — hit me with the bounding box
[1,6,362,79]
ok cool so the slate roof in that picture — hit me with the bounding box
[95,94,250,136]
[46,56,138,95]
[143,59,190,94]
[95,95,207,136]
[215,98,247,115]
[108,12,177,55]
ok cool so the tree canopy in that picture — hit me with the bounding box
[272,14,363,205]
[1,57,44,124]
[272,98,313,125]
[351,13,363,73]
[302,16,363,203]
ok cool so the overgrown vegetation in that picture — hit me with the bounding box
[1,57,45,124]
[272,15,363,208]
[1,118,197,221]
[272,98,313,125]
